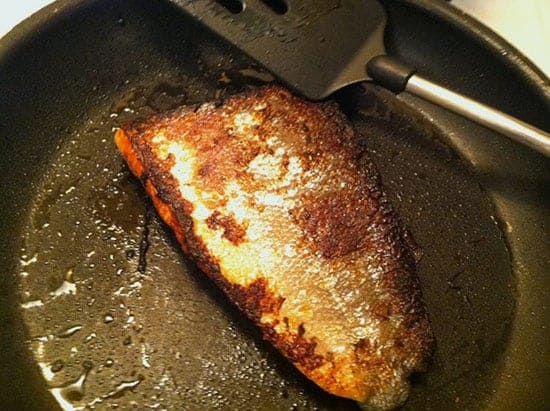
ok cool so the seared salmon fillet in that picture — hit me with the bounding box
[115,86,433,410]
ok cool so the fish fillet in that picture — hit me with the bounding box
[115,86,433,410]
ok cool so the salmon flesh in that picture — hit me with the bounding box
[115,86,433,410]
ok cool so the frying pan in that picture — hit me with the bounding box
[0,0,548,410]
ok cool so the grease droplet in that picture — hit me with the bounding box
[48,363,91,409]
[57,324,82,338]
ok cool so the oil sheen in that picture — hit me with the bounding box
[17,80,514,410]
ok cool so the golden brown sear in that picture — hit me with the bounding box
[115,86,434,410]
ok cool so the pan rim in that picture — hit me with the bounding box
[1,0,548,100]
[397,0,550,94]
[0,1,548,410]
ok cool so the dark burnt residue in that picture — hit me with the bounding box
[226,278,285,323]
[262,324,326,372]
[206,210,246,245]
[227,277,327,373]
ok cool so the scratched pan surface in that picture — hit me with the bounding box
[0,0,549,410]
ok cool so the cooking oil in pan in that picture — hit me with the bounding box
[17,79,514,410]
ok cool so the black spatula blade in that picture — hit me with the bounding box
[169,0,386,99]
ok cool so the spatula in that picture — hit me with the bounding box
[168,0,550,156]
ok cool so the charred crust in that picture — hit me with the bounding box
[206,210,246,245]
[139,172,149,184]
[154,186,174,206]
[223,278,285,323]
[206,272,327,374]
[223,278,326,373]
[262,324,325,371]
[292,191,379,259]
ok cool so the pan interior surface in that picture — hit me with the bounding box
[1,0,548,410]
[16,81,514,410]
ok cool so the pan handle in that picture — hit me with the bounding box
[367,56,550,157]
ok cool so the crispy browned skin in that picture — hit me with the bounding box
[115,86,434,410]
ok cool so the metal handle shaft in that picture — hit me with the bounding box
[406,74,550,157]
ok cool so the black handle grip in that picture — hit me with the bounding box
[366,55,416,93]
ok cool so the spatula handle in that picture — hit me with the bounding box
[367,56,550,157]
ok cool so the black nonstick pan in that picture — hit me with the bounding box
[0,1,548,410]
